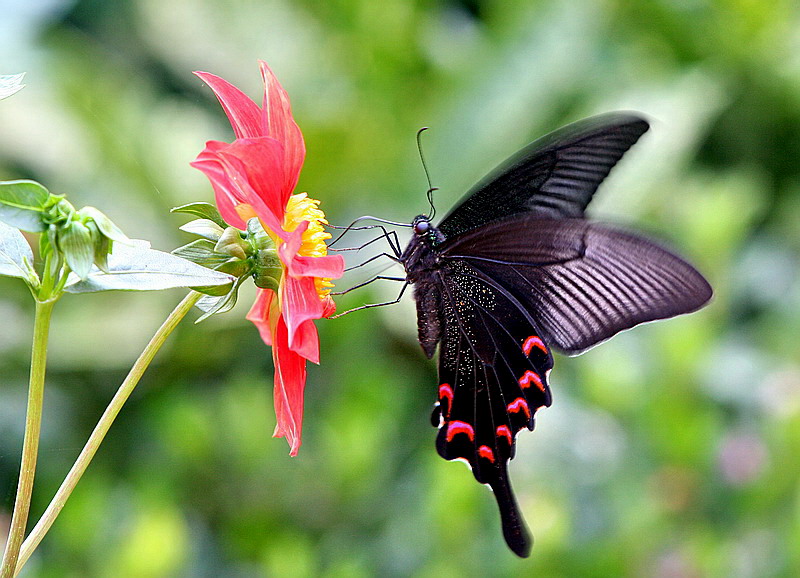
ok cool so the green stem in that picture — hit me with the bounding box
[37,253,54,298]
[51,265,71,296]
[13,291,202,575]
[1,299,55,578]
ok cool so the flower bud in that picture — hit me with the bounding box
[59,220,94,279]
[79,206,129,243]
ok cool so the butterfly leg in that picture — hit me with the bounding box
[344,252,402,272]
[331,275,406,296]
[327,215,409,255]
[328,281,409,319]
[331,230,399,253]
[329,226,402,258]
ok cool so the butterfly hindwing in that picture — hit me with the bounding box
[441,215,713,354]
[429,259,553,557]
[437,113,650,239]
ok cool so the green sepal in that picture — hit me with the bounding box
[179,219,224,242]
[172,239,232,268]
[251,260,281,292]
[192,280,234,297]
[246,217,272,250]
[171,202,227,229]
[194,274,249,322]
[215,257,251,278]
[214,227,248,260]
[244,217,282,291]
[0,180,50,232]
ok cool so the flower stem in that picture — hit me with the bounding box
[1,299,55,578]
[12,291,202,575]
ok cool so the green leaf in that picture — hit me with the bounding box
[64,240,234,293]
[0,180,50,232]
[59,220,95,279]
[171,203,227,229]
[0,221,37,284]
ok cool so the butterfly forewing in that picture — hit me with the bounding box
[442,216,713,354]
[437,113,650,239]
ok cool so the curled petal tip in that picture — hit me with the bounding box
[322,296,336,318]
[273,423,302,456]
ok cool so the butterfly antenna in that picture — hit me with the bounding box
[416,127,437,220]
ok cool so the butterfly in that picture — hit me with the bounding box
[398,113,712,557]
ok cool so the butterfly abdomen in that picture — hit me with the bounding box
[414,281,442,358]
[403,217,448,358]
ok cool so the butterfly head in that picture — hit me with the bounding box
[412,215,444,245]
[413,216,430,235]
[402,215,446,280]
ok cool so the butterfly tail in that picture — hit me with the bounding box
[490,469,532,558]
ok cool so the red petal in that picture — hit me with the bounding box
[217,138,290,234]
[290,319,320,365]
[280,274,324,355]
[289,254,345,279]
[246,289,278,346]
[194,71,263,140]
[277,224,345,280]
[277,220,307,267]
[271,314,307,456]
[258,61,305,198]
[191,141,250,229]
[322,296,337,318]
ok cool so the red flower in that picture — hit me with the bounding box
[192,62,344,455]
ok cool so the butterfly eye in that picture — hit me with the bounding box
[414,220,430,235]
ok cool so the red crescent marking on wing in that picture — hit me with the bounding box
[518,370,545,392]
[496,425,513,445]
[478,445,495,462]
[522,335,547,356]
[446,420,475,442]
[439,383,453,403]
[507,397,531,419]
[438,383,454,417]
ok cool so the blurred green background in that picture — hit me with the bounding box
[2,0,800,576]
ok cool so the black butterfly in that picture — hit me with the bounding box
[398,113,712,557]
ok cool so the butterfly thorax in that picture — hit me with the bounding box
[401,215,445,282]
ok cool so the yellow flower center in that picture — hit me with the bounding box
[283,193,335,297]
